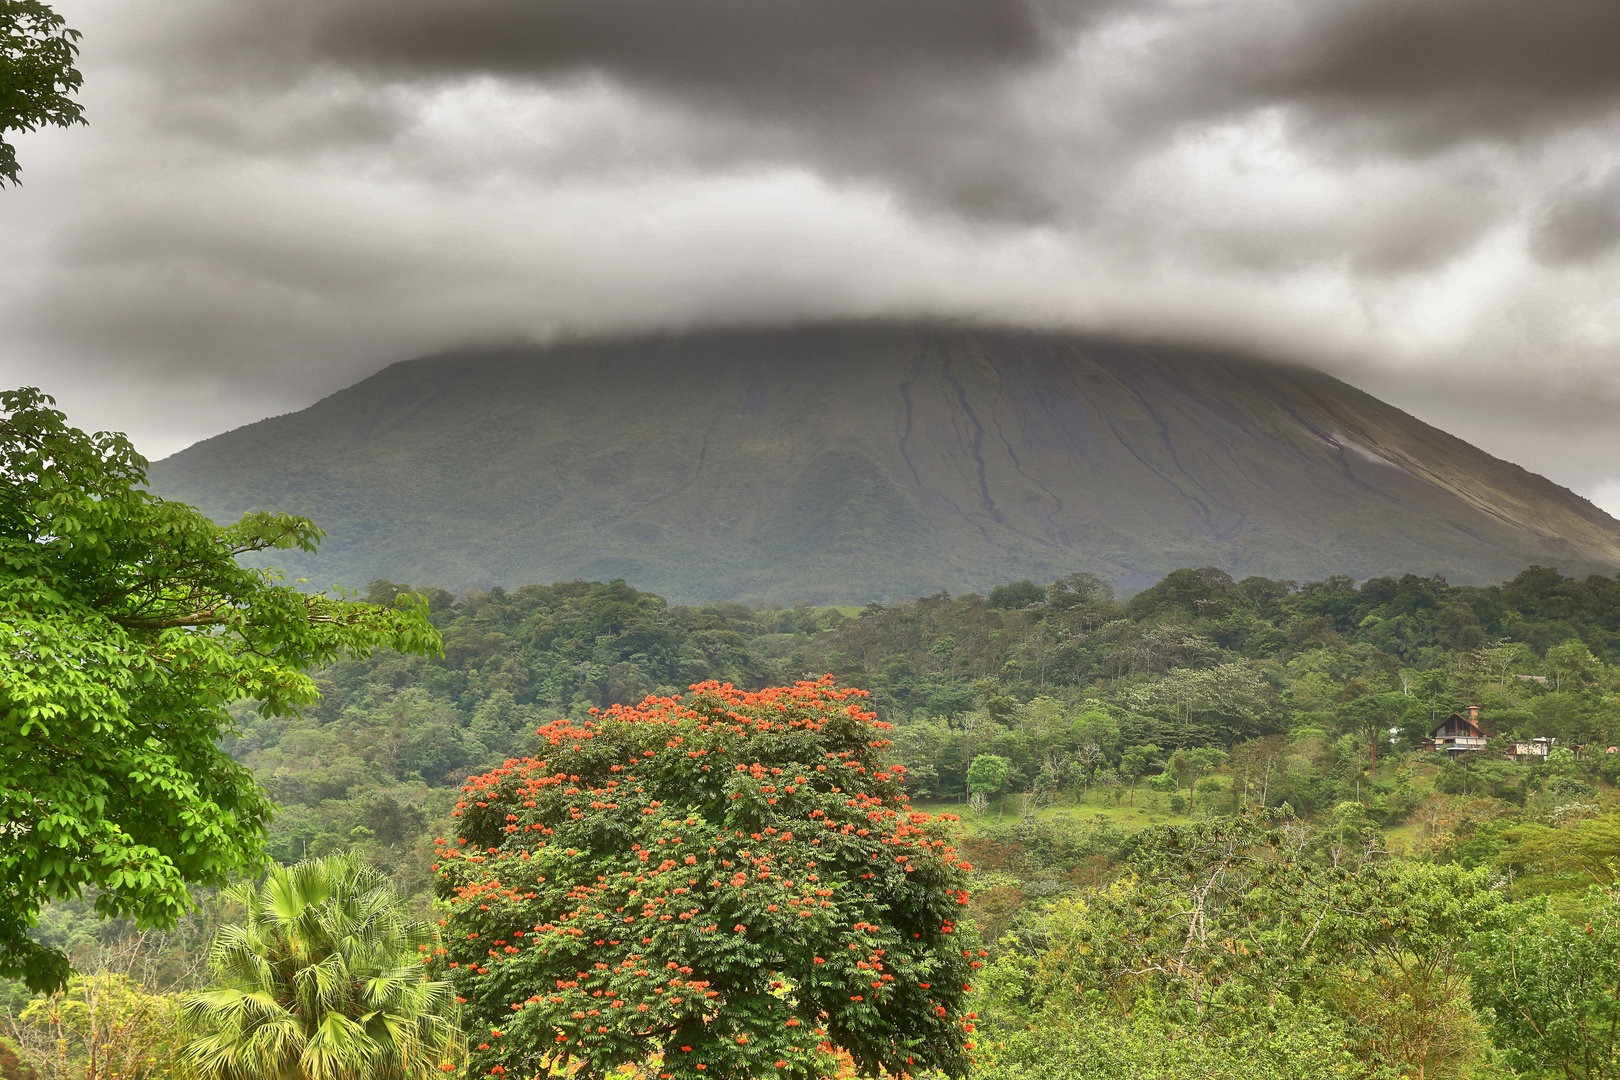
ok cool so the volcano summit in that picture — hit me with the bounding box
[149,325,1620,602]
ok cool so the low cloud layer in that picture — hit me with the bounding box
[3,0,1619,518]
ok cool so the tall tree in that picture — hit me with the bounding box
[0,388,440,990]
[183,854,464,1080]
[967,753,1012,799]
[1339,692,1404,772]
[1167,748,1225,815]
[1119,744,1160,806]
[0,1,84,185]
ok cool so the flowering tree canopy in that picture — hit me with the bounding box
[436,678,978,1080]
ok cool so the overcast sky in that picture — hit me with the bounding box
[4,0,1619,515]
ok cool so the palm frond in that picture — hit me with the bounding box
[301,1011,379,1080]
[183,854,462,1080]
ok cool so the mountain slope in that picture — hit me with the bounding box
[148,325,1620,602]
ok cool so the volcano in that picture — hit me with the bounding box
[148,324,1620,602]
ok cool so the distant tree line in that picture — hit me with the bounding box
[196,563,1620,884]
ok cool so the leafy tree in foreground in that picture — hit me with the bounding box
[0,1,84,185]
[183,853,464,1080]
[0,388,440,990]
[437,678,977,1080]
[1467,887,1620,1080]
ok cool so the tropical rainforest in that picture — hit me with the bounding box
[10,561,1620,1079]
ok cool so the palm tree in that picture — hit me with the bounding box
[182,853,463,1080]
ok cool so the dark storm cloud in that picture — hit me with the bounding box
[1259,0,1620,150]
[167,0,1121,220]
[197,0,1083,89]
[1054,0,1620,155]
[1532,170,1620,266]
[164,0,1620,229]
[204,0,1620,132]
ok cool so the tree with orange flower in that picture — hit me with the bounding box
[434,677,978,1080]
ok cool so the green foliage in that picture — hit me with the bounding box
[987,582,1045,610]
[436,679,976,1080]
[0,1037,32,1080]
[1433,757,1526,804]
[973,1000,1361,1080]
[187,555,1620,881]
[982,810,1500,1077]
[0,1,84,185]
[1069,709,1121,758]
[1492,813,1620,899]
[967,755,1012,797]
[130,557,1620,989]
[1467,887,1620,1080]
[0,388,441,991]
[4,541,1610,1075]
[182,853,463,1080]
[13,970,183,1080]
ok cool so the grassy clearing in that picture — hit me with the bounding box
[912,792,1192,833]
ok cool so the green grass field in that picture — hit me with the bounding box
[912,790,1193,833]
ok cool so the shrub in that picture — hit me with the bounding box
[1547,776,1597,800]
[437,678,977,1080]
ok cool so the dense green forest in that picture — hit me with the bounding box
[215,564,1620,873]
[13,563,1620,1078]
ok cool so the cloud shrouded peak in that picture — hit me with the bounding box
[0,0,1617,514]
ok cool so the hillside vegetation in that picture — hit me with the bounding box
[151,563,1620,892]
[148,325,1620,603]
[15,563,1620,1080]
